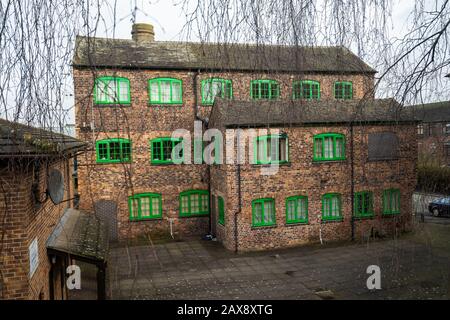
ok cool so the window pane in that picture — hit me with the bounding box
[302,82,311,99]
[311,83,319,99]
[297,198,306,220]
[287,200,296,221]
[106,80,117,102]
[97,81,107,102]
[121,142,131,160]
[160,81,171,102]
[324,137,333,159]
[270,83,279,99]
[152,141,161,160]
[98,143,108,160]
[109,142,121,160]
[191,194,200,214]
[343,84,352,99]
[140,197,151,217]
[181,195,189,214]
[254,203,262,224]
[315,139,323,159]
[257,139,265,162]
[172,82,182,102]
[332,196,339,217]
[251,82,259,99]
[260,82,270,99]
[225,82,232,99]
[162,140,173,161]
[264,201,274,224]
[150,81,159,102]
[201,194,209,212]
[279,137,287,162]
[293,83,301,99]
[323,198,330,217]
[151,197,160,216]
[119,81,129,102]
[335,138,344,158]
[131,199,139,218]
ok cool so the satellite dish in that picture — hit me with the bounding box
[47,169,64,204]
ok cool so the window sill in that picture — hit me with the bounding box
[367,158,399,162]
[382,213,400,217]
[285,221,309,226]
[179,214,210,218]
[130,217,163,222]
[148,103,183,107]
[353,215,374,220]
[251,224,277,230]
[321,218,344,223]
[313,159,346,164]
[96,161,132,165]
[252,162,291,167]
[94,103,131,107]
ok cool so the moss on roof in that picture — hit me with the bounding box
[73,36,376,74]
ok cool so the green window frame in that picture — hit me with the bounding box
[252,198,276,227]
[201,78,233,105]
[354,191,374,218]
[250,80,280,100]
[94,77,131,105]
[254,134,289,165]
[322,193,343,221]
[383,189,400,215]
[218,196,225,226]
[334,81,353,100]
[129,193,162,221]
[148,78,183,105]
[150,137,184,164]
[179,190,209,217]
[286,196,308,224]
[293,80,320,100]
[313,133,346,161]
[96,138,131,163]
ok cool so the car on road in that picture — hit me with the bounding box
[428,197,450,217]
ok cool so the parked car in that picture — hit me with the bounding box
[428,197,450,217]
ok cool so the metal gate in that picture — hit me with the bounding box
[94,200,118,242]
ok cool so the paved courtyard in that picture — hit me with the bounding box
[103,217,450,300]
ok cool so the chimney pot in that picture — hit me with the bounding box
[132,23,155,43]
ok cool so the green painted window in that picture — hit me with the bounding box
[149,78,183,104]
[286,196,308,224]
[252,198,276,227]
[94,77,130,104]
[293,80,320,100]
[250,80,280,100]
[313,133,345,161]
[179,190,209,217]
[322,193,342,221]
[201,78,233,105]
[354,191,374,218]
[218,196,225,226]
[96,139,131,163]
[334,81,353,100]
[150,138,183,164]
[254,134,288,164]
[383,189,400,215]
[129,193,162,221]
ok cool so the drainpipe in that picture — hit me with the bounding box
[350,122,355,241]
[193,70,200,120]
[235,129,242,253]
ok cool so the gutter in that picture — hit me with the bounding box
[234,129,242,253]
[350,122,355,241]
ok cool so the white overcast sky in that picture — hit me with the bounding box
[61,0,447,125]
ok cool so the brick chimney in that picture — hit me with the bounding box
[131,23,155,43]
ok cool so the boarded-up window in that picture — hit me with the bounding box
[368,132,399,160]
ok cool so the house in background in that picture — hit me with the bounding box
[413,102,450,166]
[0,118,107,300]
[72,23,418,251]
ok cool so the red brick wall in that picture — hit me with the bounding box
[0,158,73,299]
[211,124,417,251]
[73,67,375,241]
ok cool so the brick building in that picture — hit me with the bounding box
[413,101,450,166]
[72,23,418,251]
[0,119,87,299]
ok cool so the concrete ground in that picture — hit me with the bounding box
[105,219,450,300]
[69,192,450,300]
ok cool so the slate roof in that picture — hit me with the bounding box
[47,208,109,264]
[73,36,376,74]
[209,98,418,128]
[0,118,86,158]
[409,101,450,123]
